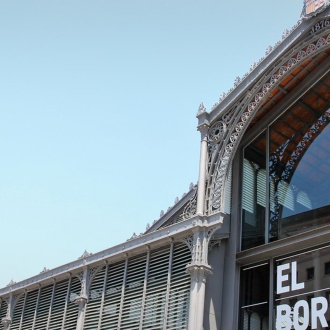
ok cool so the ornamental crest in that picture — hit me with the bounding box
[302,0,330,18]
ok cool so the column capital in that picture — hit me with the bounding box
[186,264,212,283]
[197,123,209,139]
[1,317,12,330]
[74,296,88,306]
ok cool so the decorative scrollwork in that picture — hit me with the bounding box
[269,109,330,235]
[180,185,197,220]
[179,235,194,254]
[208,31,330,214]
[209,121,226,144]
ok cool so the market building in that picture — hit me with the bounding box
[1,2,330,329]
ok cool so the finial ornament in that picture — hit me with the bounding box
[78,250,92,259]
[6,279,16,287]
[197,102,206,116]
[40,267,49,274]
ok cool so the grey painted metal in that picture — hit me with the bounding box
[61,277,71,330]
[0,214,223,298]
[240,58,330,149]
[187,228,214,330]
[46,282,56,330]
[18,292,26,330]
[32,286,41,330]
[196,125,209,216]
[201,11,330,216]
[139,248,150,329]
[265,126,270,244]
[219,147,242,329]
[146,186,196,233]
[163,241,174,330]
[117,257,128,329]
[97,262,108,330]
[268,258,275,329]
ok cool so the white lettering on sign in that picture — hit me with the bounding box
[276,297,328,329]
[277,263,290,294]
[291,261,305,291]
[293,300,309,330]
[276,262,329,329]
[277,262,304,294]
[311,297,328,329]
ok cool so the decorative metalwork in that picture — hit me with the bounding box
[39,267,49,274]
[197,102,206,116]
[179,235,194,254]
[209,121,226,144]
[234,76,241,87]
[6,280,16,287]
[76,271,85,296]
[207,31,330,214]
[269,109,330,236]
[180,186,197,219]
[212,20,303,110]
[282,110,330,181]
[78,250,92,260]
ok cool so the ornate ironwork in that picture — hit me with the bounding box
[269,109,330,236]
[207,31,330,215]
[209,121,226,144]
[180,186,197,220]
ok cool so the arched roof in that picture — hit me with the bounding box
[197,7,330,215]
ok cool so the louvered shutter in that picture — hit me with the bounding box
[84,266,106,329]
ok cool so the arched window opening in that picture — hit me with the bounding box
[241,72,330,249]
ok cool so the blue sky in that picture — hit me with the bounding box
[0,0,303,288]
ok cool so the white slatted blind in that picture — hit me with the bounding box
[48,279,69,329]
[64,277,80,330]
[297,191,312,209]
[34,284,53,329]
[0,299,8,330]
[101,260,125,328]
[142,246,170,328]
[121,254,146,329]
[9,294,25,330]
[166,243,190,329]
[242,159,255,214]
[3,242,191,330]
[278,181,294,210]
[21,289,39,329]
[224,165,232,214]
[84,266,106,329]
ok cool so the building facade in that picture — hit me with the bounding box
[1,3,330,329]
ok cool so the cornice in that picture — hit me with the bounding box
[0,213,224,297]
[200,7,330,127]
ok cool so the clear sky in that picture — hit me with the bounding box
[0,0,303,288]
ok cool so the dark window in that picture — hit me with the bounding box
[240,263,269,330]
[325,262,330,275]
[306,267,314,280]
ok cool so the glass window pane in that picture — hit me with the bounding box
[240,263,269,330]
[242,131,267,250]
[269,75,330,241]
